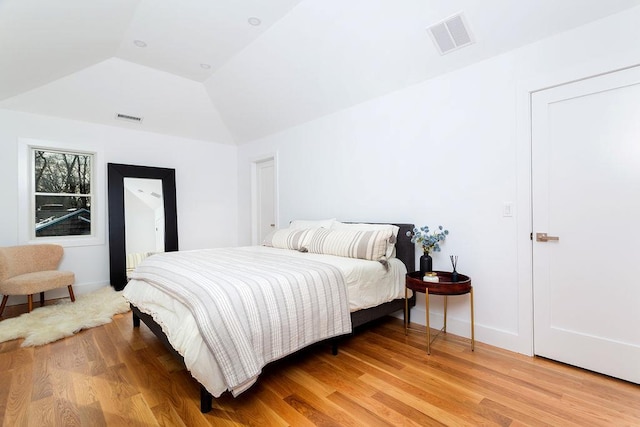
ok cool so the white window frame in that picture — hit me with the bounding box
[18,138,105,247]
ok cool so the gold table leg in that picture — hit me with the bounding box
[404,286,408,335]
[425,290,430,355]
[443,295,448,333]
[470,287,475,351]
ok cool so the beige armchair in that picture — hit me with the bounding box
[0,244,75,316]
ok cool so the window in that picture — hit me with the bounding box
[32,148,94,239]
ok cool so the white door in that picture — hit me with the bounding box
[256,159,276,243]
[532,66,640,383]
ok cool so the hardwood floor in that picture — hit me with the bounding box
[1,303,639,426]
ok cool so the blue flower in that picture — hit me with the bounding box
[407,225,449,255]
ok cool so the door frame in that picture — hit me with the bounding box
[515,58,640,356]
[250,153,278,246]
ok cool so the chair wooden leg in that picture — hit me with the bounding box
[40,291,45,307]
[28,294,34,312]
[0,295,8,317]
[68,285,76,302]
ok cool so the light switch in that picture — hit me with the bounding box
[503,202,514,217]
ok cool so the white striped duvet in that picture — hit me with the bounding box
[123,246,406,397]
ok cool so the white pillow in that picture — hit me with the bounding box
[289,218,336,230]
[331,222,399,259]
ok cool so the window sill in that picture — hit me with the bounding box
[26,235,105,248]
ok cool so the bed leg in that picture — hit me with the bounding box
[200,385,213,413]
[132,310,140,328]
[331,340,338,356]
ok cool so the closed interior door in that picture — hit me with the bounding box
[256,159,276,243]
[531,66,640,383]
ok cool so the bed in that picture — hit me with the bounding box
[123,222,416,412]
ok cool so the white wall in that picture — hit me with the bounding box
[0,109,238,302]
[237,7,640,354]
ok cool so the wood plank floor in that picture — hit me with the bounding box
[1,304,639,426]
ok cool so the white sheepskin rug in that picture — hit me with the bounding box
[0,286,130,347]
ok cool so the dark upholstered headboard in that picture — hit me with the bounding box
[391,223,415,273]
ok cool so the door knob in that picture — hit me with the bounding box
[536,232,559,242]
[270,224,275,227]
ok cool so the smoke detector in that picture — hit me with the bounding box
[427,13,474,55]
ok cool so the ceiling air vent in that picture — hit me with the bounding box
[115,113,143,123]
[427,13,474,55]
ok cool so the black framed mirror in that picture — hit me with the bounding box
[108,163,178,291]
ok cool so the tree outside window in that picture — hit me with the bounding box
[33,149,93,238]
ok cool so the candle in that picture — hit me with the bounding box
[423,272,439,283]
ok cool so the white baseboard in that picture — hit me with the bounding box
[3,281,112,307]
[393,306,530,356]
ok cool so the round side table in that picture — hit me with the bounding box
[405,271,474,354]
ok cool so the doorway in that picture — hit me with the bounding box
[252,157,277,245]
[531,66,640,383]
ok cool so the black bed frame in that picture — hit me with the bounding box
[130,223,416,413]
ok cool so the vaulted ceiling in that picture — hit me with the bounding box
[1,0,639,144]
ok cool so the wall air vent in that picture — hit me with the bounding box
[115,113,143,123]
[427,13,474,55]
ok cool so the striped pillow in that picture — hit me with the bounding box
[330,222,399,259]
[305,228,393,261]
[262,228,316,250]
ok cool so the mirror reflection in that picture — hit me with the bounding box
[124,177,165,278]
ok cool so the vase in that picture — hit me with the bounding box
[451,269,459,282]
[420,253,433,275]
